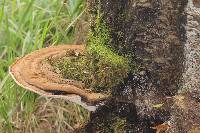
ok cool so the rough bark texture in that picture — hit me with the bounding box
[169,0,200,132]
[182,0,200,103]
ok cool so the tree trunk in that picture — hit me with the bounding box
[77,0,190,132]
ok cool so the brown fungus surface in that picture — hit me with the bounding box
[9,44,108,111]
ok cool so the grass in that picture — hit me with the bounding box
[0,0,89,132]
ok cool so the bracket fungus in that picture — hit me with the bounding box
[9,44,108,111]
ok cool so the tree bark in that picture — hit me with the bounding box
[77,0,188,132]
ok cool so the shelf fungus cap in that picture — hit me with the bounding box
[9,44,108,111]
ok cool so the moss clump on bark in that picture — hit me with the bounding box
[50,11,130,93]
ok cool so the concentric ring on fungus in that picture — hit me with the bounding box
[9,44,108,111]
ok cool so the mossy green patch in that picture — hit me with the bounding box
[111,116,127,133]
[92,114,130,133]
[49,9,130,93]
[50,46,130,93]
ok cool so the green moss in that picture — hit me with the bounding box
[111,117,127,133]
[87,8,111,47]
[93,114,129,133]
[85,44,130,91]
[84,9,130,92]
[49,9,130,93]
[50,46,130,93]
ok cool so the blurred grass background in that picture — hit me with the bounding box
[0,0,89,132]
